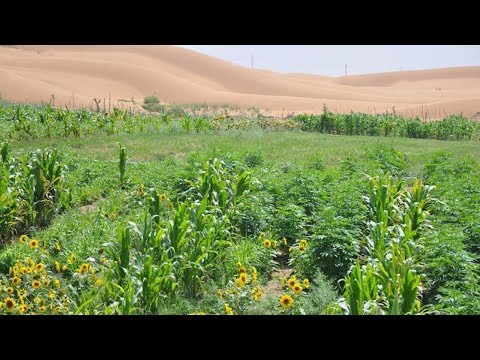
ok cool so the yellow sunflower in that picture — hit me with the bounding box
[36,262,45,272]
[236,273,247,288]
[55,261,61,273]
[5,297,16,310]
[6,287,14,294]
[19,234,29,244]
[287,277,296,289]
[67,254,76,264]
[282,237,287,245]
[293,283,303,294]
[303,278,310,289]
[32,280,41,290]
[18,304,28,314]
[252,287,263,301]
[263,239,271,248]
[217,289,223,299]
[299,245,306,252]
[29,239,39,249]
[12,276,21,286]
[279,294,294,309]
[39,305,47,313]
[239,266,247,274]
[224,304,233,315]
[78,263,90,275]
[239,273,247,283]
[160,193,167,201]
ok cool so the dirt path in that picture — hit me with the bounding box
[263,268,293,298]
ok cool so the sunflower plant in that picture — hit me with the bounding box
[287,239,309,270]
[0,254,71,315]
[278,273,311,315]
[0,234,104,315]
[258,232,283,268]
[215,263,263,315]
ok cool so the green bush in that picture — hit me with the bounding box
[300,271,339,314]
[144,95,160,104]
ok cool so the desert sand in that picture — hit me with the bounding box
[1,45,479,119]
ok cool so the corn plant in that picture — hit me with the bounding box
[113,225,131,283]
[17,148,69,228]
[1,142,9,163]
[339,261,383,315]
[331,173,434,315]
[363,173,404,228]
[292,112,479,141]
[376,243,422,314]
[119,145,126,187]
[402,179,435,241]
[0,164,18,241]
[103,158,253,303]
[189,158,251,214]
[31,149,66,225]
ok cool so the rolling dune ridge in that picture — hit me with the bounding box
[1,45,479,119]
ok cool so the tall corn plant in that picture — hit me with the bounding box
[19,148,69,227]
[109,225,131,283]
[402,179,435,241]
[191,158,251,214]
[331,173,433,315]
[148,188,162,226]
[112,157,252,304]
[363,173,404,228]
[0,162,19,241]
[376,243,422,314]
[119,145,126,187]
[1,142,10,163]
[328,261,384,315]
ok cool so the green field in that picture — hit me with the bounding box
[1,101,479,315]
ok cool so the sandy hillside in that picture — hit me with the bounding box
[1,45,479,119]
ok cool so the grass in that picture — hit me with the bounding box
[12,131,480,169]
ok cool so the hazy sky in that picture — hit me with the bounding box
[177,45,480,76]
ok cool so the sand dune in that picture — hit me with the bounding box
[0,45,479,119]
